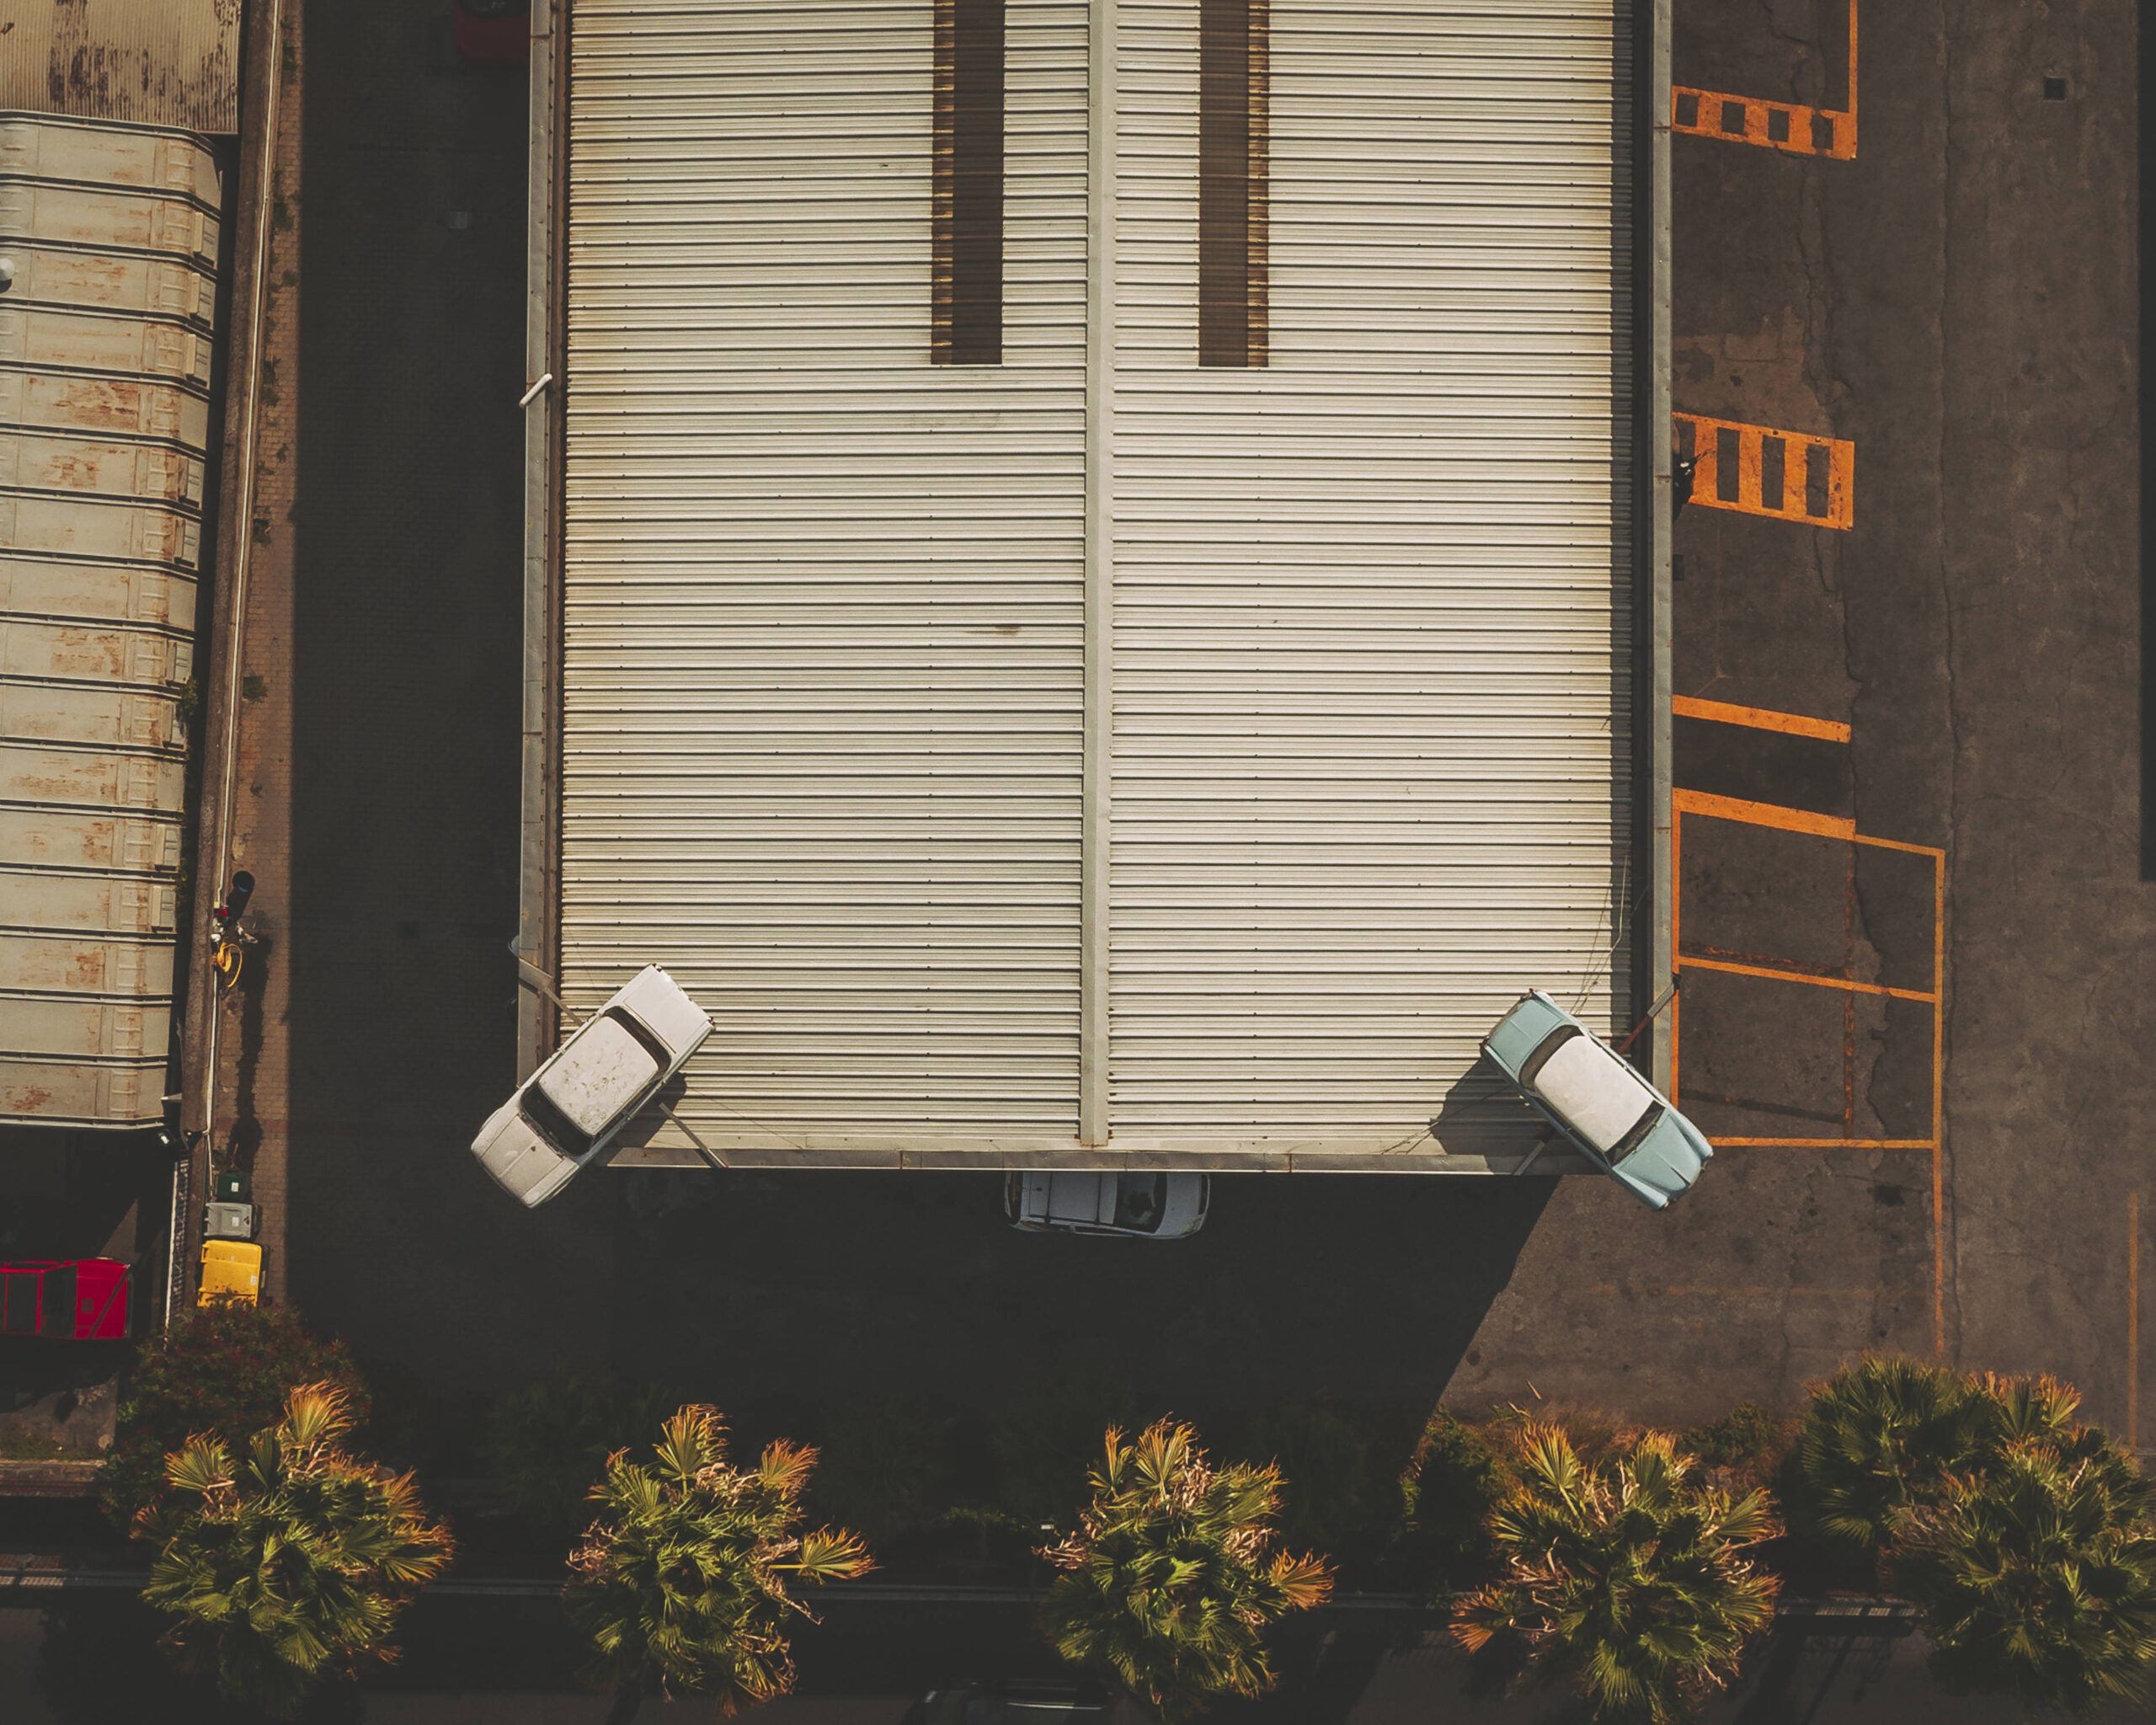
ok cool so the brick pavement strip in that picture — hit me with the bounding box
[0,1461,103,1499]
[181,0,303,1310]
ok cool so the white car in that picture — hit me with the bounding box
[1004,1171,1210,1239]
[471,965,712,1207]
[1481,989,1712,1209]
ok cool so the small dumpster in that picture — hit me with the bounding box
[0,1258,131,1339]
[197,1240,262,1307]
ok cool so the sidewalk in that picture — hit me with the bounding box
[181,0,302,1306]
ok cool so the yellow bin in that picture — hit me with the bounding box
[197,1239,263,1306]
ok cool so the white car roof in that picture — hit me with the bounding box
[1041,1172,1116,1227]
[1533,1033,1654,1155]
[535,1015,660,1139]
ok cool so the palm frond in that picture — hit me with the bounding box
[1454,1424,1780,1721]
[561,1405,873,1712]
[137,1389,453,1717]
[163,1435,236,1498]
[786,1525,875,1583]
[1039,1419,1328,1718]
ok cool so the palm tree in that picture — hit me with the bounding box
[1038,1420,1332,1721]
[562,1403,872,1714]
[136,1381,452,1718]
[1886,1375,2156,1717]
[1452,1422,1779,1725]
[1891,1439,2156,1716]
[1796,1356,1991,1563]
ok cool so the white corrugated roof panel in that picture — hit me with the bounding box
[558,0,1632,1167]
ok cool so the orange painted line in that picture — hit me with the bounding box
[1713,1137,1935,1149]
[1673,788,1855,839]
[1669,802,1683,1105]
[1854,831,1946,858]
[2131,1191,2141,1451]
[1673,0,1857,160]
[1587,1284,1884,1299]
[1678,413,1854,529]
[1677,953,1935,1003]
[1673,695,1851,742]
[1933,850,1946,1357]
[1670,781,1949,1326]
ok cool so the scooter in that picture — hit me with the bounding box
[211,871,259,992]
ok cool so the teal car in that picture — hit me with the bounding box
[1481,990,1712,1209]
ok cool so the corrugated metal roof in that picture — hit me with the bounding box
[0,110,218,1127]
[0,2,243,135]
[557,0,1631,1167]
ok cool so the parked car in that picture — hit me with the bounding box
[472,964,712,1208]
[902,1678,1113,1724]
[0,1258,129,1338]
[1005,1170,1209,1239]
[198,1240,262,1307]
[453,0,529,64]
[1481,989,1713,1209]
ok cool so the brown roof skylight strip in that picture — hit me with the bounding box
[1199,0,1268,366]
[932,0,1005,365]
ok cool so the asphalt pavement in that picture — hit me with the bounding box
[278,0,2143,1466]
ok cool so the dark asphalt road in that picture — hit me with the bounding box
[280,0,2146,1453]
[1656,0,2147,1432]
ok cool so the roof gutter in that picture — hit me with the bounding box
[517,0,569,1081]
[1643,0,1675,1093]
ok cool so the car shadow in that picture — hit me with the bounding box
[1428,1055,1567,1168]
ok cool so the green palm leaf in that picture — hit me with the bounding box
[1892,1429,2156,1715]
[1795,1356,1988,1562]
[1038,1419,1332,1721]
[563,1403,873,1712]
[1451,1419,1779,1723]
[138,1383,452,1718]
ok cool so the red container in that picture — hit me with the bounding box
[0,1259,131,1339]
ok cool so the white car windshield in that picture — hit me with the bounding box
[1529,1029,1654,1154]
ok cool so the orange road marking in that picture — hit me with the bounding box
[1670,794,1684,1102]
[1678,953,1935,1003]
[1587,1284,1884,1299]
[1678,412,1854,529]
[1670,788,1950,1351]
[1713,1138,1934,1150]
[1673,787,1855,839]
[1674,0,1857,160]
[1932,848,1945,1357]
[1673,695,1852,741]
[2132,1192,2142,1450]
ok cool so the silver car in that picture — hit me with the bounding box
[471,965,712,1208]
[1005,1171,1209,1239]
[1481,989,1712,1209]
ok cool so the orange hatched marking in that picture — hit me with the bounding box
[1674,0,1857,160]
[1678,412,1854,530]
[1673,695,1851,742]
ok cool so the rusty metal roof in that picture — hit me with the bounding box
[0,1,242,135]
[0,111,221,1127]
